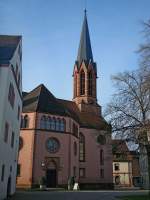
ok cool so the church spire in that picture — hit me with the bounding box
[73,10,99,112]
[77,10,93,64]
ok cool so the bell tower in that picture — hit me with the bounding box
[73,10,101,115]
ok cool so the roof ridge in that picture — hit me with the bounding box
[35,84,43,111]
[25,84,45,95]
[57,98,75,103]
[36,84,57,111]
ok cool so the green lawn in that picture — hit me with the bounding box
[119,195,149,200]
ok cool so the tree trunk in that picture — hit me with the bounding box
[145,145,150,196]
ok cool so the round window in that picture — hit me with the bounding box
[97,135,106,145]
[74,142,77,156]
[46,138,60,153]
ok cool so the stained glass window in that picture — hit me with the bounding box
[46,138,60,153]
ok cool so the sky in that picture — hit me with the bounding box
[1,0,150,111]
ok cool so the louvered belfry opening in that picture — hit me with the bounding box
[73,10,97,105]
[80,70,85,95]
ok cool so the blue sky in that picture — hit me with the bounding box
[1,0,150,110]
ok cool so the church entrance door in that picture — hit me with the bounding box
[46,169,57,188]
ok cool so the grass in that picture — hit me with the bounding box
[119,195,150,200]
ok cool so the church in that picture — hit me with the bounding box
[17,11,113,189]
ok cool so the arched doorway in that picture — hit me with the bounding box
[7,176,11,197]
[46,160,57,188]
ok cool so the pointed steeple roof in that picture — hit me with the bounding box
[77,10,93,64]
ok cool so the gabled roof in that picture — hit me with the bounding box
[23,84,110,131]
[0,35,21,65]
[23,84,71,117]
[112,140,129,154]
[77,10,93,65]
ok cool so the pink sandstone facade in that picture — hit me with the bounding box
[17,11,113,189]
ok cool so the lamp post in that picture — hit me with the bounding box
[40,161,46,189]
[41,161,46,170]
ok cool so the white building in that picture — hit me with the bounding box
[0,35,22,199]
[112,140,133,187]
[112,140,141,188]
[113,161,133,187]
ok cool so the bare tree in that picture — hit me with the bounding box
[106,67,150,135]
[105,20,150,193]
[105,66,150,192]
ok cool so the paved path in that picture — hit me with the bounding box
[10,190,148,200]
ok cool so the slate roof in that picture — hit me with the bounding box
[77,10,93,65]
[58,99,110,130]
[23,84,71,117]
[23,84,110,131]
[0,35,21,65]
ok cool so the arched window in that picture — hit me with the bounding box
[100,149,104,165]
[24,115,29,128]
[88,71,93,96]
[21,115,24,128]
[56,118,60,131]
[115,176,120,185]
[73,123,78,137]
[21,115,29,128]
[63,119,66,132]
[114,163,120,171]
[60,119,65,132]
[19,136,23,151]
[51,118,56,130]
[79,133,85,161]
[40,116,46,129]
[80,70,85,95]
[45,117,50,130]
[47,117,51,130]
[74,142,77,156]
[73,123,76,135]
